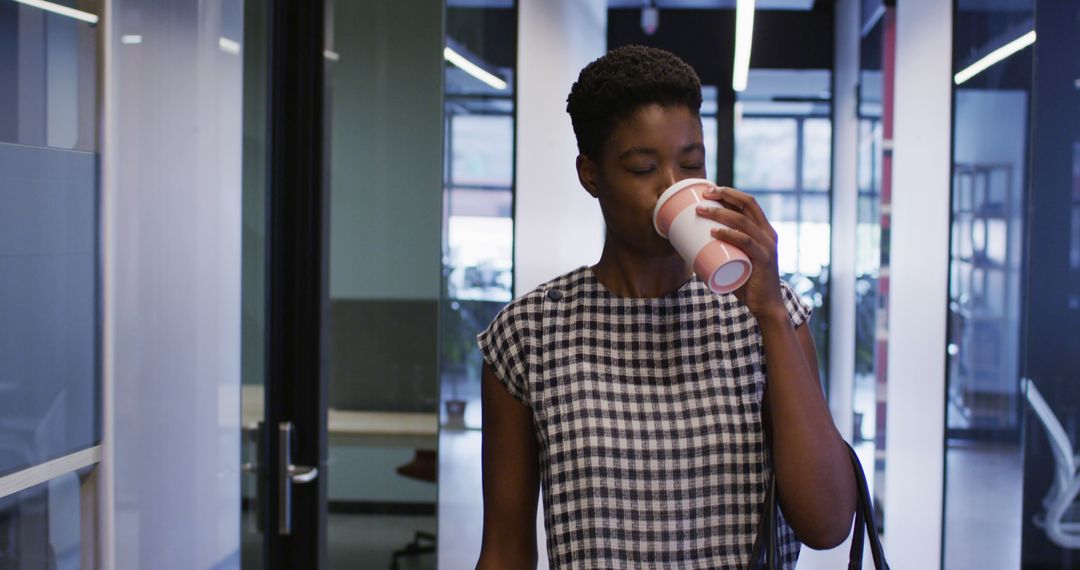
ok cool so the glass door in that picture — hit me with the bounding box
[242,0,329,567]
[241,1,446,568]
[1017,0,1080,567]
[943,0,1080,567]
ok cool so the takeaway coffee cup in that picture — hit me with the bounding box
[652,178,753,294]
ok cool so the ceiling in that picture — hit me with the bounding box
[448,0,817,8]
[608,0,816,9]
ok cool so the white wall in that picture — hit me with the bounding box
[514,0,607,298]
[103,0,244,567]
[885,1,952,568]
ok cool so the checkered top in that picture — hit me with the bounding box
[478,266,811,569]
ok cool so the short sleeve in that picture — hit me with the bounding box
[779,280,813,328]
[476,293,541,404]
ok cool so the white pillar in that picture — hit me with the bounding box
[885,1,952,568]
[828,0,859,443]
[514,0,607,298]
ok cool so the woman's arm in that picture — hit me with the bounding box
[758,311,856,549]
[476,363,541,569]
[695,186,856,549]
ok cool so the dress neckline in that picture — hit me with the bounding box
[579,265,701,302]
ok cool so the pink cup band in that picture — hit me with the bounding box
[693,240,752,294]
[655,183,711,237]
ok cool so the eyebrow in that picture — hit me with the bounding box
[618,143,706,161]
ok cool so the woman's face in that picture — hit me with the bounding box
[579,104,707,256]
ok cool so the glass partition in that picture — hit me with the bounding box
[944,0,1033,567]
[0,2,102,566]
[945,0,1080,568]
[0,0,101,480]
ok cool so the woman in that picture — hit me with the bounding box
[476,45,855,569]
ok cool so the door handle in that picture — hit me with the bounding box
[288,464,319,484]
[278,421,319,535]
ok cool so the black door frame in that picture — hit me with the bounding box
[262,0,328,567]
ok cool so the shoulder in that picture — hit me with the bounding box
[490,267,590,323]
[777,278,814,328]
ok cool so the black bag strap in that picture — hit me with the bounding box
[749,444,890,570]
[847,444,889,569]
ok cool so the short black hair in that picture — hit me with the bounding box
[566,45,703,159]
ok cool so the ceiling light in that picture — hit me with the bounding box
[954,30,1035,85]
[444,46,507,91]
[732,0,756,92]
[13,0,98,24]
[218,37,240,56]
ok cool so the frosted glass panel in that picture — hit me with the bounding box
[0,142,98,476]
[110,0,244,566]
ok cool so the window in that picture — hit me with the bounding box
[735,99,832,378]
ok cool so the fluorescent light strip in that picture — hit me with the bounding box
[13,0,98,24]
[218,37,241,55]
[444,46,507,91]
[323,49,340,62]
[732,0,756,92]
[954,30,1035,85]
[121,34,142,45]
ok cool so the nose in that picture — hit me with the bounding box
[659,167,679,191]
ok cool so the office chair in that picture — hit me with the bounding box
[389,450,437,569]
[1023,377,1080,549]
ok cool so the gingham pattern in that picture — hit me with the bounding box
[479,266,811,569]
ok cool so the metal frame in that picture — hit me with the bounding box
[0,447,102,500]
[264,0,328,566]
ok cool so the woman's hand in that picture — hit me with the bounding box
[695,186,787,322]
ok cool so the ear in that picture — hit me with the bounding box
[576,154,601,199]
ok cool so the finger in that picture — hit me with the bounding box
[696,205,774,246]
[704,187,769,228]
[710,226,770,262]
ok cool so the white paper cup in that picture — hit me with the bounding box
[652,178,752,294]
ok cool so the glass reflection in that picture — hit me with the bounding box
[945,0,1033,567]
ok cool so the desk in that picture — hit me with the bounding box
[241,385,438,449]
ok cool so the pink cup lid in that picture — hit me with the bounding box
[652,177,714,237]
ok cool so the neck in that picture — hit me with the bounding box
[591,231,692,298]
